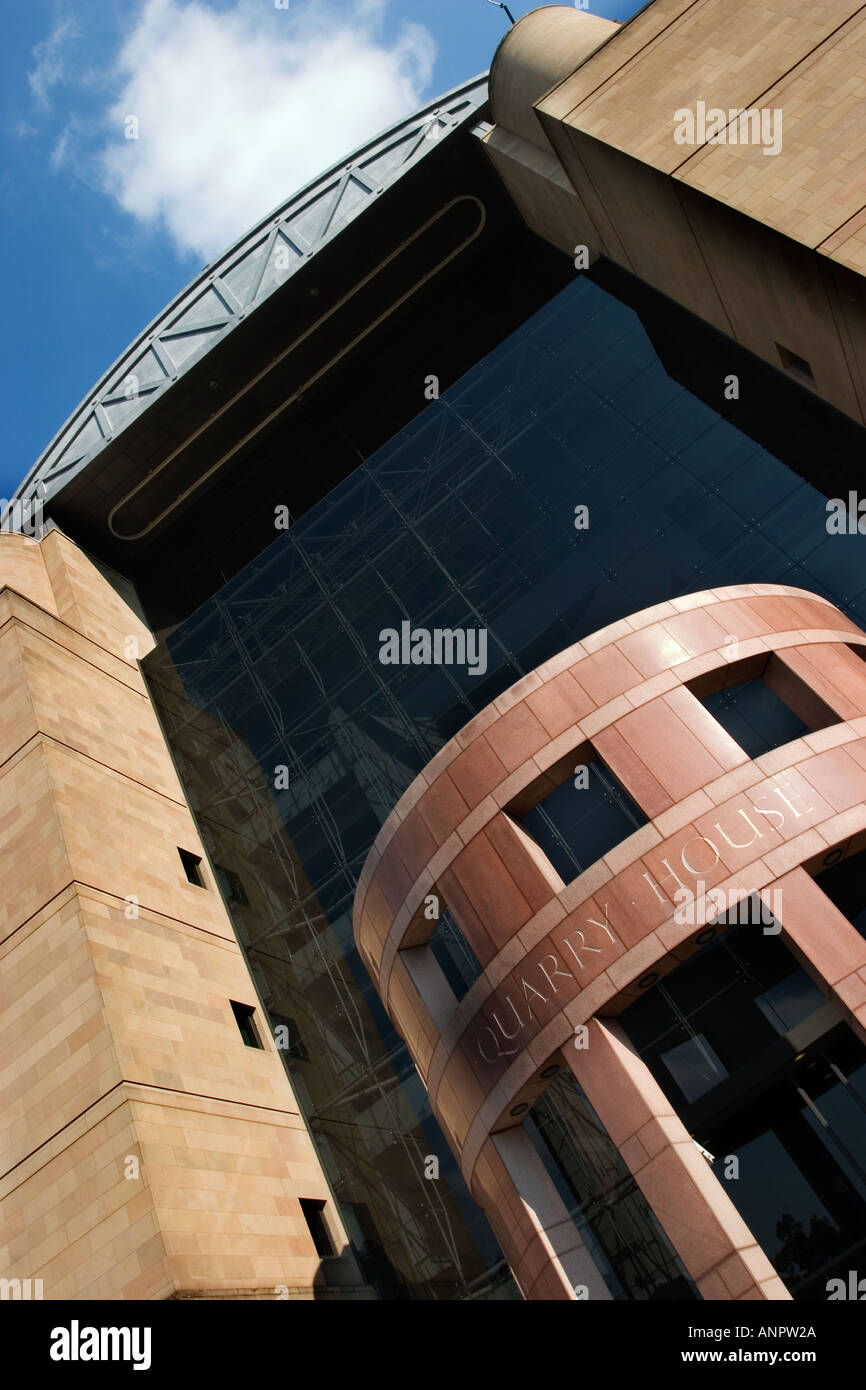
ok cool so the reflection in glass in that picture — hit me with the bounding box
[528,1073,697,1300]
[521,760,647,884]
[700,679,810,759]
[430,909,483,1001]
[622,928,866,1298]
[659,1034,728,1103]
[144,271,866,1299]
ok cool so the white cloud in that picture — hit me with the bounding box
[28,17,79,108]
[98,0,436,263]
[50,128,72,171]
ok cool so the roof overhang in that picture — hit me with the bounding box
[13,79,490,528]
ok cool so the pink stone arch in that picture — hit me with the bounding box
[355,585,866,1299]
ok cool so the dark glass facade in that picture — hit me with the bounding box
[429,909,483,1002]
[700,679,812,760]
[817,847,866,942]
[620,927,866,1300]
[527,1075,698,1301]
[523,759,648,884]
[144,271,866,1298]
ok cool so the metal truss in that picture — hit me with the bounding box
[14,77,489,509]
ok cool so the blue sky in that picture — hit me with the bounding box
[1,0,640,499]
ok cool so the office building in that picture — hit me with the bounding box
[4,4,866,1299]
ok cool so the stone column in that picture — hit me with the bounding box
[566,1019,790,1301]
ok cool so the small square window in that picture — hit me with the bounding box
[687,654,835,759]
[776,343,815,387]
[300,1198,336,1258]
[519,756,648,884]
[698,679,810,760]
[179,848,206,887]
[231,1000,263,1048]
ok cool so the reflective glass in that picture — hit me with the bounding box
[145,274,866,1299]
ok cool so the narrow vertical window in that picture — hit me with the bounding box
[179,848,206,887]
[300,1199,335,1257]
[231,1000,263,1049]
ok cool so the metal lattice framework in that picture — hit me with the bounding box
[14,77,489,509]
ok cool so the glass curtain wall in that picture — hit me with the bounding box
[145,274,866,1298]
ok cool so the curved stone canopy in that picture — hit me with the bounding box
[13,77,489,511]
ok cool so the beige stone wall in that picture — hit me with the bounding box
[484,2,866,426]
[0,530,361,1299]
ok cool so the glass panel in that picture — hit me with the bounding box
[713,1129,844,1280]
[429,909,483,1001]
[528,1073,698,1300]
[700,679,811,758]
[521,760,648,884]
[815,848,866,939]
[659,1034,729,1103]
[756,970,829,1035]
[621,931,866,1299]
[144,270,866,1300]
